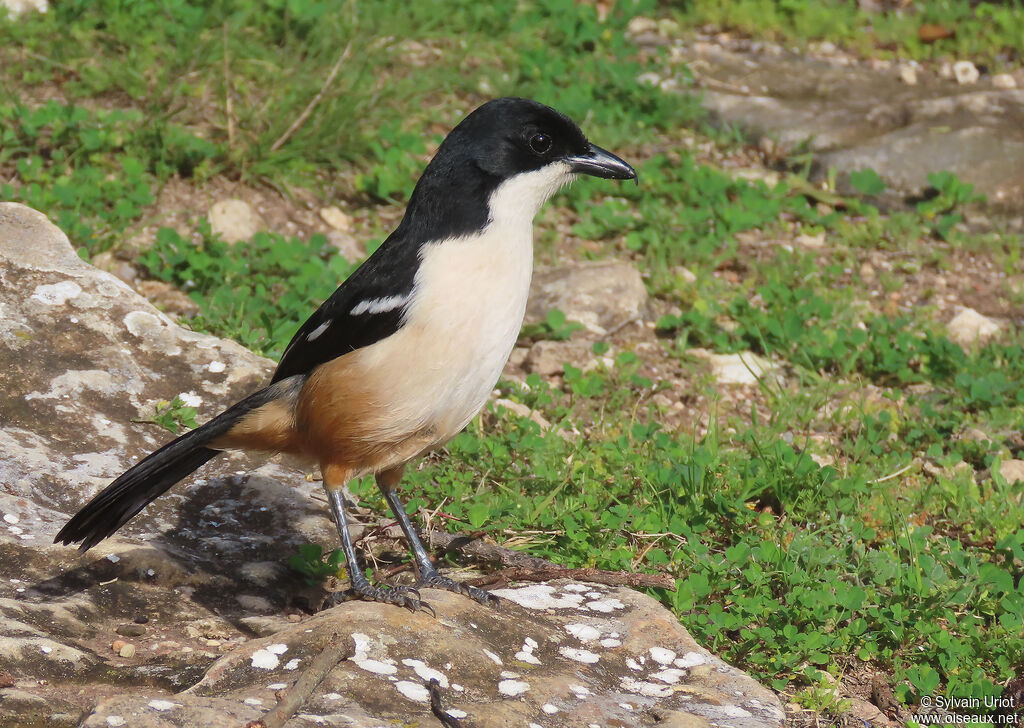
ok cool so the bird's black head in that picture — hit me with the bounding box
[400,98,636,241]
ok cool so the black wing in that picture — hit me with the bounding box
[271,232,421,383]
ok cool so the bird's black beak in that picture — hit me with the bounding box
[567,144,638,183]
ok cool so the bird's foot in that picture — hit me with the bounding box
[328,581,433,615]
[417,571,500,609]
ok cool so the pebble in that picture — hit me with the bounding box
[898,65,918,86]
[119,644,136,658]
[953,60,980,85]
[992,73,1017,89]
[318,206,352,231]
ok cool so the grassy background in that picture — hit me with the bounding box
[3,0,1024,722]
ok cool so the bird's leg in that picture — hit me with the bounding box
[377,466,500,608]
[323,464,425,612]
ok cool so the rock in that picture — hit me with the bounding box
[999,460,1024,485]
[947,307,1000,347]
[681,44,1024,212]
[318,205,352,231]
[492,398,552,431]
[0,0,47,16]
[524,340,593,377]
[689,349,778,386]
[0,203,335,715]
[845,695,892,727]
[898,65,918,86]
[0,204,781,726]
[626,16,658,36]
[993,73,1017,90]
[76,585,783,728]
[326,229,365,262]
[135,280,201,317]
[91,251,139,286]
[953,60,980,85]
[209,199,264,244]
[527,261,648,335]
[795,231,826,248]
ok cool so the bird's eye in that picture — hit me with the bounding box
[529,133,552,155]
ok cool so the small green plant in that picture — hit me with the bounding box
[521,309,584,341]
[136,397,198,434]
[916,171,985,240]
[287,543,346,585]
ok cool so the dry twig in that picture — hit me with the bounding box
[252,634,354,728]
[428,678,464,727]
[269,42,352,153]
[466,566,674,590]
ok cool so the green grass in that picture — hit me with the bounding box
[3,0,1024,722]
[675,0,1024,70]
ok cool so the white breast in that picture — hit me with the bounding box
[356,163,574,443]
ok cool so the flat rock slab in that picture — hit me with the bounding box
[80,584,782,728]
[677,43,1024,213]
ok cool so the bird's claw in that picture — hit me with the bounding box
[328,582,432,614]
[417,572,500,609]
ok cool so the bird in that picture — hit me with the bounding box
[54,97,637,611]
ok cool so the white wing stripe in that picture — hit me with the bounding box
[306,321,332,342]
[349,294,410,316]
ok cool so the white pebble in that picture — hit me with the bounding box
[147,700,179,712]
[324,693,341,700]
[402,658,448,687]
[515,650,541,664]
[2,514,18,524]
[284,659,300,670]
[524,637,538,648]
[483,649,503,665]
[207,361,226,373]
[177,391,202,407]
[267,683,287,690]
[586,598,624,613]
[267,643,288,655]
[600,638,621,648]
[106,717,126,727]
[448,709,468,719]
[649,646,676,665]
[105,554,120,563]
[250,650,279,670]
[243,698,262,706]
[559,647,600,664]
[652,668,688,684]
[395,680,430,702]
[675,651,706,668]
[498,679,530,696]
[953,60,979,85]
[355,658,397,675]
[542,703,559,714]
[564,623,601,642]
[491,584,585,609]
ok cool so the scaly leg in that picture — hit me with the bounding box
[377,466,500,608]
[323,464,425,612]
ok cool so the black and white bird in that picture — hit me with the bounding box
[55,97,637,610]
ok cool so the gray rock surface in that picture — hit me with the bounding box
[526,260,649,335]
[672,42,1024,212]
[0,203,782,727]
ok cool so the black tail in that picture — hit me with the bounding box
[54,378,303,551]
